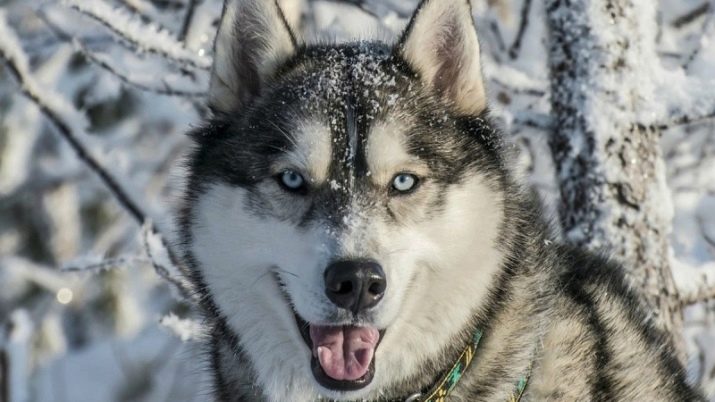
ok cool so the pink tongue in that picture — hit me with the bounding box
[309,325,380,381]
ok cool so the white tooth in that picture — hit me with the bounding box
[317,346,331,366]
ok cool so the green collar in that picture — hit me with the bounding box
[396,328,533,402]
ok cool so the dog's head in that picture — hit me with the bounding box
[181,0,508,400]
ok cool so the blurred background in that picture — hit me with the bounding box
[0,0,714,400]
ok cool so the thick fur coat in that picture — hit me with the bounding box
[177,0,704,400]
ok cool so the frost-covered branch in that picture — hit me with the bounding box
[0,312,31,402]
[61,256,149,274]
[681,4,714,70]
[671,2,711,28]
[1,20,142,226]
[492,77,546,97]
[63,0,211,70]
[77,42,206,97]
[142,223,197,302]
[0,13,195,302]
[178,0,200,42]
[655,109,715,131]
[38,11,206,98]
[678,263,715,307]
[513,111,553,131]
[508,0,533,59]
[680,280,715,306]
[700,216,715,250]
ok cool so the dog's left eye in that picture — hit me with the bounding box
[278,170,306,193]
[391,173,419,194]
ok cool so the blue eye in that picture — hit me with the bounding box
[392,173,418,193]
[279,170,306,192]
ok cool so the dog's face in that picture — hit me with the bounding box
[182,1,508,400]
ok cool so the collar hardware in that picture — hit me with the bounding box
[391,328,533,402]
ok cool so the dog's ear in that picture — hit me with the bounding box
[209,0,298,114]
[397,0,486,115]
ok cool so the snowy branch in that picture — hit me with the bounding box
[508,0,533,59]
[681,4,714,70]
[512,111,553,131]
[655,109,715,131]
[178,0,200,42]
[61,256,149,275]
[63,0,211,70]
[0,13,195,303]
[492,77,546,97]
[77,41,206,97]
[679,271,715,307]
[671,2,711,28]
[1,22,142,225]
[38,11,206,98]
[142,223,197,302]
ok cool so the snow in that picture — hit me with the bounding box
[62,0,212,70]
[160,313,206,342]
[0,0,714,400]
[0,10,88,135]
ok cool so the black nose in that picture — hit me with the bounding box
[324,260,387,313]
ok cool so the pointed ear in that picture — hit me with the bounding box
[398,0,486,115]
[209,0,298,114]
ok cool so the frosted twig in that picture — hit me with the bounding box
[142,223,197,302]
[61,256,149,274]
[655,109,715,130]
[489,20,507,53]
[682,5,714,70]
[77,41,206,97]
[513,111,553,131]
[700,217,715,250]
[680,276,715,306]
[508,0,533,59]
[0,15,143,224]
[679,259,715,307]
[63,0,211,70]
[0,14,194,303]
[492,77,546,97]
[672,2,711,29]
[38,10,205,98]
[179,0,200,42]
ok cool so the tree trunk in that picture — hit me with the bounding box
[545,0,683,356]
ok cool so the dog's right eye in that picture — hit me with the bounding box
[278,170,307,193]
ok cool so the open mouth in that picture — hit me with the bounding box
[295,314,385,391]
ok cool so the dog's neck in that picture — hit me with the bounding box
[387,328,533,402]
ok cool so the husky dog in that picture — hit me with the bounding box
[177,0,703,400]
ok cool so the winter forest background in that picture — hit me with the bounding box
[0,0,714,401]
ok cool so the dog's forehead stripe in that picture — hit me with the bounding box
[366,122,423,184]
[286,121,332,182]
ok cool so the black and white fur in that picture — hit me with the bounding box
[177,0,704,400]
